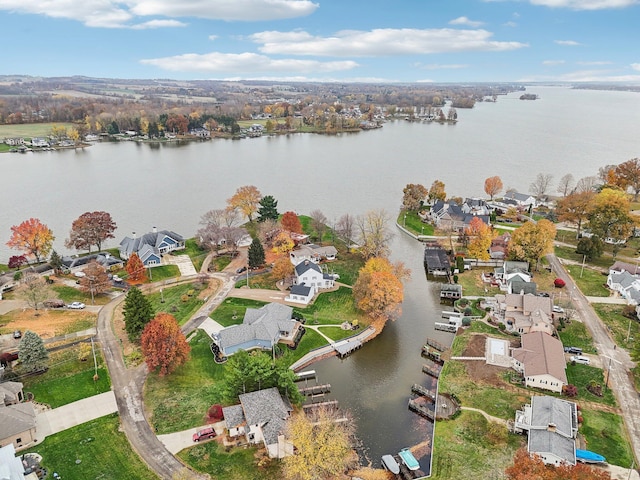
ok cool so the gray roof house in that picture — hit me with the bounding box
[222,387,294,458]
[289,244,338,265]
[285,284,314,305]
[119,228,184,267]
[292,261,335,297]
[504,191,537,208]
[607,270,640,305]
[0,397,37,450]
[61,252,124,272]
[513,395,578,466]
[212,303,301,356]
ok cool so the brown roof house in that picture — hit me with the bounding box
[222,387,294,459]
[512,332,567,393]
[497,292,554,336]
[0,382,37,450]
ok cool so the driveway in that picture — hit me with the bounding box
[228,288,288,303]
[157,421,225,454]
[163,254,198,276]
[35,391,118,441]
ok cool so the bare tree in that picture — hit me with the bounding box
[530,173,553,198]
[309,209,328,242]
[575,176,598,193]
[355,210,394,259]
[199,209,226,229]
[556,173,574,197]
[196,223,224,254]
[222,227,247,254]
[336,214,355,245]
[21,273,50,310]
[257,218,280,244]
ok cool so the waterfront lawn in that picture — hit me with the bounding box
[323,250,365,286]
[397,211,435,236]
[211,298,268,327]
[448,321,508,356]
[0,122,75,138]
[24,413,157,480]
[430,410,525,479]
[591,304,640,351]
[565,363,617,407]
[556,320,597,354]
[450,268,500,297]
[580,410,634,468]
[147,283,205,325]
[279,328,328,365]
[316,325,360,342]
[181,238,208,272]
[179,441,282,480]
[145,330,225,434]
[561,263,610,297]
[297,287,364,325]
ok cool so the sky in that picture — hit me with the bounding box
[1,0,639,83]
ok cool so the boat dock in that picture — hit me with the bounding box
[434,322,458,333]
[299,383,331,396]
[421,345,443,364]
[424,337,447,352]
[408,399,435,420]
[422,364,441,378]
[411,384,436,401]
[333,338,363,358]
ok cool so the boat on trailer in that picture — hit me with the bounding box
[398,448,420,471]
[576,449,606,464]
[381,454,400,474]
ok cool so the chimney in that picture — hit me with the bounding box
[132,231,136,239]
[152,226,157,233]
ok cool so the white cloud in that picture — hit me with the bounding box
[140,52,359,73]
[558,69,640,81]
[131,19,186,29]
[251,28,528,56]
[449,16,484,27]
[529,0,639,10]
[222,75,399,83]
[208,35,218,41]
[555,40,582,46]
[417,63,469,70]
[576,60,612,65]
[503,21,518,27]
[632,63,640,71]
[0,0,317,27]
[543,60,565,65]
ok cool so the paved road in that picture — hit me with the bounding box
[548,254,640,466]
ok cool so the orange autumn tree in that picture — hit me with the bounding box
[7,217,54,263]
[272,231,295,255]
[227,185,261,222]
[505,448,610,480]
[281,211,303,234]
[126,252,147,283]
[465,217,494,261]
[484,175,503,200]
[353,257,408,321]
[140,313,190,376]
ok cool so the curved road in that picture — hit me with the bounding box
[547,254,640,465]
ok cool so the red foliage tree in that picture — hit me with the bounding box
[126,252,147,283]
[505,448,610,480]
[281,211,303,234]
[140,313,190,376]
[7,218,55,263]
[66,211,117,252]
[8,255,27,269]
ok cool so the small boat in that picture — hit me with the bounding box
[381,454,400,474]
[576,449,606,464]
[398,448,420,471]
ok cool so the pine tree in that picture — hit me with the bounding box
[257,195,279,222]
[18,330,49,372]
[123,286,154,342]
[49,249,63,274]
[248,237,265,269]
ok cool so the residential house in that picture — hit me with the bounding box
[289,232,310,246]
[429,201,490,232]
[512,332,567,393]
[0,443,31,480]
[189,127,210,137]
[494,260,531,291]
[503,191,537,209]
[212,303,302,356]
[285,284,314,305]
[610,260,640,276]
[61,252,124,272]
[289,244,338,265]
[222,387,294,459]
[119,228,185,267]
[30,137,49,148]
[490,232,511,260]
[507,280,537,295]
[607,270,640,305]
[0,382,37,450]
[461,198,491,216]
[292,261,335,295]
[513,395,578,466]
[497,292,554,335]
[4,138,24,146]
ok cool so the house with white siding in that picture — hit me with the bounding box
[511,332,567,394]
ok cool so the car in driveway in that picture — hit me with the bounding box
[67,302,86,309]
[552,305,564,313]
[192,427,216,442]
[12,330,21,339]
[564,346,583,355]
[570,355,590,365]
[236,266,247,274]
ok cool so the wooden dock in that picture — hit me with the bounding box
[424,337,447,352]
[434,322,458,333]
[422,364,440,378]
[408,399,435,421]
[411,384,436,401]
[421,345,444,364]
[299,383,331,396]
[302,400,338,410]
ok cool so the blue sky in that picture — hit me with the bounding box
[1,0,639,83]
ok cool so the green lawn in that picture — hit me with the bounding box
[565,363,617,407]
[211,298,268,327]
[178,440,282,480]
[316,325,360,342]
[147,264,180,282]
[554,245,612,270]
[561,263,610,297]
[51,284,112,305]
[580,410,634,468]
[322,251,365,286]
[591,304,640,350]
[557,321,597,354]
[278,328,328,365]
[147,283,205,325]
[236,272,279,290]
[181,238,208,272]
[397,210,435,236]
[296,287,364,325]
[454,268,500,297]
[24,413,157,480]
[0,122,74,138]
[212,255,233,272]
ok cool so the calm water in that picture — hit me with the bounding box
[1,85,639,468]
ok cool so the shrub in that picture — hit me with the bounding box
[180,294,189,302]
[464,307,473,316]
[563,384,578,397]
[462,317,471,327]
[498,323,506,331]
[453,274,459,283]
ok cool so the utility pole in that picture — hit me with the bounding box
[91,337,98,377]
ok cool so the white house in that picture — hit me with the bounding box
[503,191,537,208]
[292,261,335,295]
[289,244,337,265]
[285,284,314,305]
[511,332,567,394]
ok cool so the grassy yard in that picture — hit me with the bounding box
[51,284,112,305]
[211,255,233,272]
[296,287,365,325]
[454,268,500,297]
[211,298,268,327]
[0,309,96,336]
[561,263,610,297]
[146,264,181,282]
[147,283,205,325]
[326,251,365,286]
[430,410,525,479]
[591,304,640,350]
[565,363,617,407]
[178,440,282,480]
[278,328,328,365]
[24,413,157,480]
[397,210,435,236]
[0,122,75,138]
[557,320,597,354]
[180,238,208,272]
[580,410,635,468]
[236,271,279,290]
[316,325,360,342]
[554,245,612,270]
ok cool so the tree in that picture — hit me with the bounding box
[615,157,640,201]
[8,255,27,270]
[126,252,147,283]
[283,406,357,480]
[49,250,63,275]
[530,173,553,198]
[309,209,328,241]
[575,175,598,193]
[353,257,405,321]
[66,211,117,252]
[248,237,265,269]
[7,217,54,263]
[140,313,190,376]
[465,217,494,260]
[257,218,280,244]
[123,286,154,342]
[483,176,503,200]
[428,180,446,203]
[18,330,49,372]
[355,210,394,259]
[271,256,294,284]
[20,272,50,310]
[556,190,595,238]
[336,213,355,245]
[272,231,295,255]
[575,235,603,260]
[402,183,428,211]
[508,219,556,271]
[587,188,636,246]
[505,448,610,480]
[227,185,261,222]
[557,173,575,197]
[257,195,279,222]
[281,211,303,234]
[79,260,111,303]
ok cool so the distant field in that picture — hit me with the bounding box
[0,122,74,138]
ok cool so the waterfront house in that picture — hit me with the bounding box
[292,260,335,295]
[61,252,124,272]
[503,191,537,209]
[511,332,567,393]
[429,200,490,232]
[119,228,185,267]
[285,284,314,305]
[289,244,338,265]
[222,387,294,459]
[30,137,49,148]
[513,395,578,466]
[4,138,24,146]
[498,292,553,335]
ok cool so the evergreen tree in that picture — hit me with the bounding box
[18,330,49,372]
[248,237,265,269]
[123,286,154,342]
[49,249,63,274]
[257,195,279,222]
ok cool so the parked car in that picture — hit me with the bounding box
[564,346,582,355]
[552,306,564,313]
[236,266,247,274]
[570,355,590,365]
[192,427,216,442]
[12,330,21,339]
[44,299,65,308]
[67,302,86,309]
[0,351,19,367]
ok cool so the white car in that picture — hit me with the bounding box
[570,355,590,365]
[67,302,86,309]
[552,306,564,313]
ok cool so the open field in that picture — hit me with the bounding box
[0,122,74,138]
[0,309,96,338]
